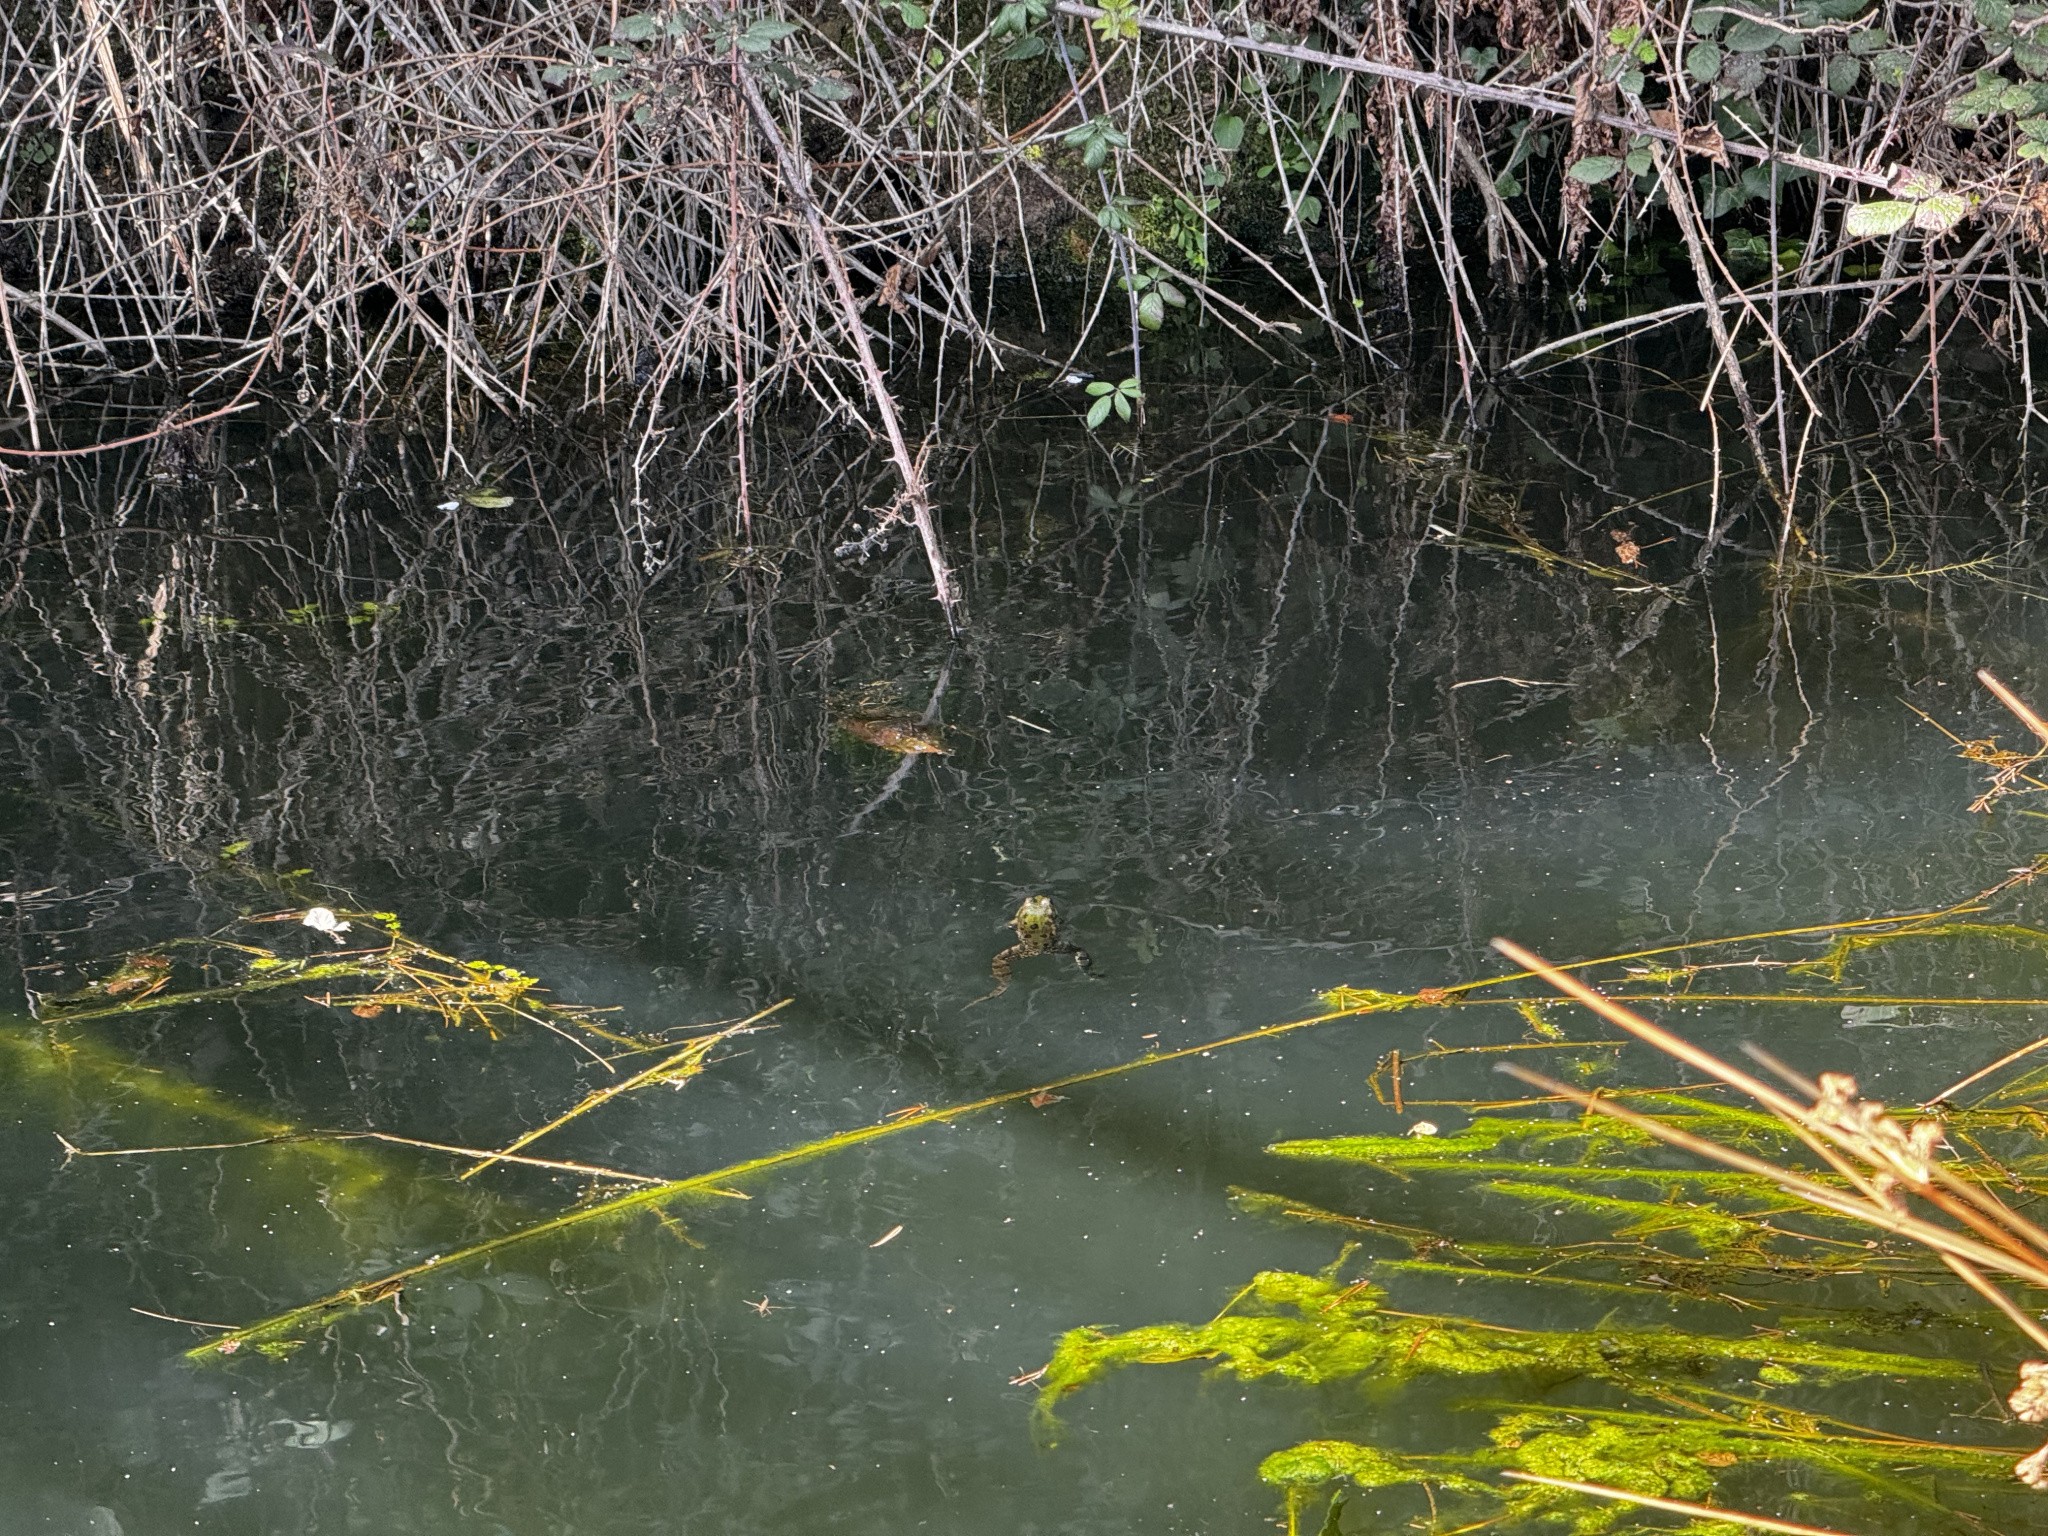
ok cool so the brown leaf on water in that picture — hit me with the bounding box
[1029,1091,1065,1108]
[102,954,173,999]
[838,715,947,755]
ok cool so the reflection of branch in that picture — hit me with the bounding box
[842,661,954,836]
[842,752,923,838]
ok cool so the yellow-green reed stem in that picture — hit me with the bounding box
[189,874,2048,1361]
[457,1000,788,1180]
[191,990,1427,1360]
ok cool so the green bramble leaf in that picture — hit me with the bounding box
[1909,192,1969,234]
[1825,53,1861,94]
[1842,199,1914,238]
[1213,113,1246,151]
[1566,155,1624,184]
[1085,395,1114,430]
[739,17,800,50]
[1724,17,1787,51]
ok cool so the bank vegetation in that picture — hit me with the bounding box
[7,0,2048,610]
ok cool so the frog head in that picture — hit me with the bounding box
[1011,894,1057,942]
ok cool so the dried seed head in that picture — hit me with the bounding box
[2015,1440,2048,1489]
[1815,1072,1859,1115]
[2012,1362,2048,1424]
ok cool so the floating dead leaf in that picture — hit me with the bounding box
[869,1224,905,1248]
[838,715,947,755]
[1029,1091,1065,1108]
[350,1002,385,1018]
[1696,1450,1738,1467]
[101,954,173,999]
[1610,528,1641,567]
[1414,986,1449,1006]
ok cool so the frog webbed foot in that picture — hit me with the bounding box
[964,946,1023,1009]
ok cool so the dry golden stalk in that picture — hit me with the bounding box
[1492,935,2048,1490]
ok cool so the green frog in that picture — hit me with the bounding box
[967,894,1096,1006]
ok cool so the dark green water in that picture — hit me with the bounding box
[5,353,2048,1533]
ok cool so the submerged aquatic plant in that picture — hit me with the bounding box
[1027,669,2048,1534]
[32,670,2048,1529]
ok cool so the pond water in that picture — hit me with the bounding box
[5,349,2048,1534]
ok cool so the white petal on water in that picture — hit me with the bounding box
[301,906,351,938]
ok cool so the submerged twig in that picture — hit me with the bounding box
[62,1130,668,1187]
[1497,1471,1855,1536]
[458,1000,787,1180]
